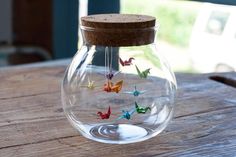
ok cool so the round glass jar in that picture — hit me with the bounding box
[61,14,177,144]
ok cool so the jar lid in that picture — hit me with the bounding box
[81,14,156,47]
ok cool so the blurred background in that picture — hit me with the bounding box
[0,0,235,73]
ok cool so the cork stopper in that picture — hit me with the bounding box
[81,14,156,47]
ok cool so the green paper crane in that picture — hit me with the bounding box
[135,102,151,114]
[135,65,151,79]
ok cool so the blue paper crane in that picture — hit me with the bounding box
[115,109,136,121]
[123,86,146,97]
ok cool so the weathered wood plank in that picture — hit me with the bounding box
[0,62,236,156]
[0,67,65,99]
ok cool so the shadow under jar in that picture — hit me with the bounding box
[61,14,177,144]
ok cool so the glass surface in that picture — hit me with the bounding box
[61,26,177,144]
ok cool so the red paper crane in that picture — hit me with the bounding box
[119,57,135,66]
[97,106,111,119]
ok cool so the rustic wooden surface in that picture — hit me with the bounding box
[0,60,236,157]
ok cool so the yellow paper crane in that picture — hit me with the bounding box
[81,78,97,90]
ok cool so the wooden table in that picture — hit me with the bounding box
[0,60,236,157]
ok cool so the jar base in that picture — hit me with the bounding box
[65,106,174,144]
[87,124,153,144]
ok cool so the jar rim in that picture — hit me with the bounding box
[80,25,159,32]
[81,14,156,29]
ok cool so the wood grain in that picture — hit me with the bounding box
[0,62,236,157]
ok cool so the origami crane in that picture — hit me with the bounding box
[135,65,151,79]
[81,78,97,90]
[97,106,111,119]
[123,85,146,96]
[135,102,151,114]
[106,69,120,80]
[116,109,135,120]
[103,80,123,93]
[119,57,135,66]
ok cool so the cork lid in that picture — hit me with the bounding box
[81,14,156,46]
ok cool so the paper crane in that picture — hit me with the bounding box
[81,78,97,90]
[97,106,111,119]
[135,102,151,114]
[106,69,120,80]
[103,80,123,93]
[119,57,135,66]
[135,65,151,79]
[123,85,146,96]
[116,109,136,120]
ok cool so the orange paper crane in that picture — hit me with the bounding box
[103,80,123,93]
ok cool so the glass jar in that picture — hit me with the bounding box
[61,14,177,144]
